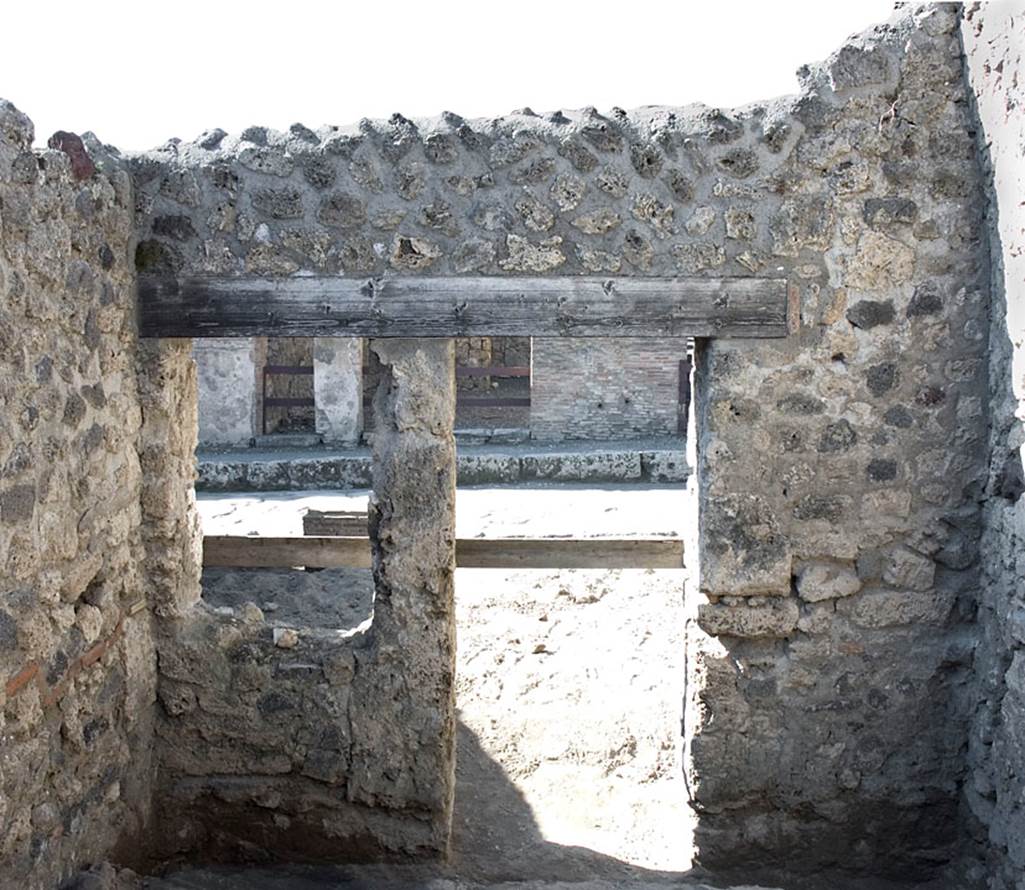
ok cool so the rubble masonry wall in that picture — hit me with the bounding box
[0,105,157,888]
[148,338,456,864]
[4,1,1024,883]
[124,4,994,876]
[687,5,992,878]
[960,3,1025,888]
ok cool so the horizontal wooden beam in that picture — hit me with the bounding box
[203,535,684,570]
[456,537,684,569]
[205,535,373,569]
[138,275,788,339]
[263,365,314,375]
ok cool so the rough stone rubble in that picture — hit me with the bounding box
[1,2,1024,889]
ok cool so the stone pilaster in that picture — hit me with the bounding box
[349,338,457,852]
[193,338,260,446]
[313,337,363,444]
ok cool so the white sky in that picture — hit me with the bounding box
[2,0,894,151]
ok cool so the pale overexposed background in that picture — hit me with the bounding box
[1,0,893,150]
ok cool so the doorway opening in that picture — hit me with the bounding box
[451,483,693,880]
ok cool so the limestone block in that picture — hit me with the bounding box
[193,338,260,445]
[697,598,800,638]
[700,493,792,597]
[796,561,861,602]
[313,337,363,445]
[840,587,953,628]
[882,546,936,591]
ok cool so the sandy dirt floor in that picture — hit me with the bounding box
[197,485,693,878]
[451,563,690,879]
[196,484,687,540]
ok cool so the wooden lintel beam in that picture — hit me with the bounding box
[138,275,788,339]
[203,535,685,570]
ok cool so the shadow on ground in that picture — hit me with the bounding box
[448,721,688,884]
[144,719,712,890]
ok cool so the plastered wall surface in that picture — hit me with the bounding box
[0,106,155,888]
[193,338,260,445]
[313,337,363,444]
[961,3,1025,888]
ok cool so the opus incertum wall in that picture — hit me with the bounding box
[961,3,1025,887]
[3,2,1024,887]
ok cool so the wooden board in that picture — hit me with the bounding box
[455,537,683,569]
[203,535,684,570]
[138,275,788,339]
[204,535,373,569]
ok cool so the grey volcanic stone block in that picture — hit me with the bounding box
[197,443,688,490]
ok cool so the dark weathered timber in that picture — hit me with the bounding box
[138,275,788,339]
[204,535,373,569]
[678,357,692,435]
[203,535,684,569]
[263,365,314,375]
[262,397,315,408]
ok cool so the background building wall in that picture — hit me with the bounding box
[531,338,687,441]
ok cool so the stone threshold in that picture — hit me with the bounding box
[197,438,688,492]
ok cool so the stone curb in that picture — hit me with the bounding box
[197,447,689,491]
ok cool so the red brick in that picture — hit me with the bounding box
[46,131,96,181]
[5,662,39,698]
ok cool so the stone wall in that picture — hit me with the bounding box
[150,340,456,863]
[123,5,998,879]
[685,5,993,880]
[3,2,1023,884]
[960,4,1025,888]
[531,338,687,440]
[0,103,156,888]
